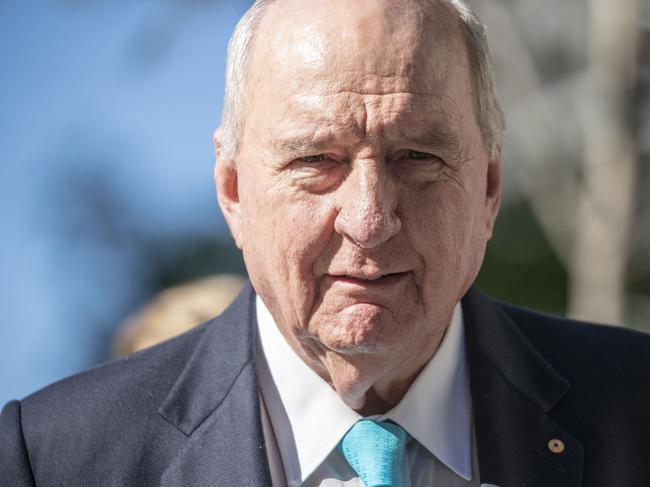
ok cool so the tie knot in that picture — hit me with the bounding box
[339,420,408,487]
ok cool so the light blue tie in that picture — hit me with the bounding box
[338,420,408,487]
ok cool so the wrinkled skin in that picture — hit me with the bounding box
[215,0,501,414]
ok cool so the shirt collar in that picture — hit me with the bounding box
[256,296,473,483]
[385,302,473,480]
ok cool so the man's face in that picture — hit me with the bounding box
[217,0,500,376]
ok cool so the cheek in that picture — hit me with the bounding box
[406,186,470,254]
[239,174,339,317]
[269,193,338,265]
[403,183,486,298]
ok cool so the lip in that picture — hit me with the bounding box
[326,271,410,287]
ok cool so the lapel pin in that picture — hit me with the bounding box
[547,438,565,454]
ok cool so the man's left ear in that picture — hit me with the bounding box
[484,144,502,239]
[213,127,243,249]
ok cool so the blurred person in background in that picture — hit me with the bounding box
[113,274,245,357]
[2,1,650,486]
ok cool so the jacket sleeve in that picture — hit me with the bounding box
[0,400,37,487]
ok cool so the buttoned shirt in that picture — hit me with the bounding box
[256,296,480,486]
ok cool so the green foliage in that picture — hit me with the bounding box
[477,200,568,315]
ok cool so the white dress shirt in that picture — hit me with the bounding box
[256,296,481,487]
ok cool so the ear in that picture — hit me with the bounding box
[484,144,502,239]
[214,126,243,249]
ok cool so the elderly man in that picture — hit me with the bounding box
[2,1,649,486]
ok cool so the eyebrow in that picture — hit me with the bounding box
[271,132,344,158]
[275,139,330,155]
[395,124,461,155]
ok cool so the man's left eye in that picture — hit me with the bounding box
[302,154,326,163]
[408,150,435,160]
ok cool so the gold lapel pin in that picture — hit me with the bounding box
[547,438,565,454]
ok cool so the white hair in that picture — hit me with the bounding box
[220,0,505,159]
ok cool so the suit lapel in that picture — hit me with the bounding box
[463,287,584,487]
[155,283,272,487]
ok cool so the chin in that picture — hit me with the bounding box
[315,306,400,354]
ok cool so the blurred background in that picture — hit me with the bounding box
[1,0,648,406]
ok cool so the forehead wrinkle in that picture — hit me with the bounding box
[358,90,460,144]
[328,88,443,97]
[268,93,368,154]
[263,78,467,159]
[319,71,444,96]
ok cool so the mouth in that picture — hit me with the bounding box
[327,271,410,287]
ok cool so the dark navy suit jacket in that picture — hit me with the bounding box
[2,284,650,486]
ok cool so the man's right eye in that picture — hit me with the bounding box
[302,154,326,163]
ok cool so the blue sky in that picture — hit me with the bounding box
[0,0,251,404]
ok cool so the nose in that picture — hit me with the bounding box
[334,160,401,248]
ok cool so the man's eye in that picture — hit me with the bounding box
[302,154,326,163]
[408,150,434,160]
